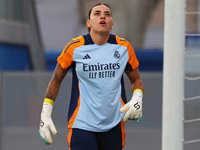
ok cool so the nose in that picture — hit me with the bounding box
[101,16,105,19]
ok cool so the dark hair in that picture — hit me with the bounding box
[87,3,112,32]
[88,3,111,20]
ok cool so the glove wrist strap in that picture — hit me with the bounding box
[133,89,143,94]
[41,98,54,116]
[44,98,54,106]
[132,89,143,101]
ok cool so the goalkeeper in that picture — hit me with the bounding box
[39,3,144,150]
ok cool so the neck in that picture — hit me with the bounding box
[90,31,110,45]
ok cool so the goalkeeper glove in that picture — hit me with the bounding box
[120,89,143,123]
[39,98,57,145]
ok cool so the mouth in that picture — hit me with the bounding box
[100,21,106,25]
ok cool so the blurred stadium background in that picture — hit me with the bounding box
[0,0,200,150]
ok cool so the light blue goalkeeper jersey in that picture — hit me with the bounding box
[57,34,139,132]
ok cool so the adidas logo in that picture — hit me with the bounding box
[83,54,91,59]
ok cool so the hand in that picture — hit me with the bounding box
[39,101,57,145]
[120,89,143,123]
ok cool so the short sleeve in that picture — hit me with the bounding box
[57,36,84,70]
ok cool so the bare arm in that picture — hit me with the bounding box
[45,63,68,101]
[125,67,143,93]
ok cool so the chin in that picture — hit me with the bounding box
[98,30,110,34]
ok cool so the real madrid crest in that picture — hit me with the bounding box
[114,50,120,59]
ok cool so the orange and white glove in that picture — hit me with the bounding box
[120,89,143,123]
[39,98,57,145]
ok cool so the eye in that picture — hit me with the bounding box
[105,13,111,17]
[94,12,100,15]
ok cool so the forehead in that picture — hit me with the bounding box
[91,5,111,13]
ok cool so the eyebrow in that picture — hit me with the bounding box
[94,10,101,13]
[93,10,111,14]
[105,11,111,14]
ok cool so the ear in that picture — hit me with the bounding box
[110,22,113,30]
[86,20,91,28]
